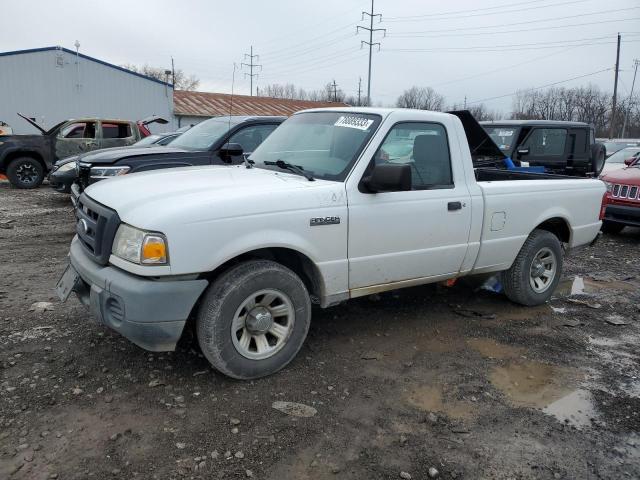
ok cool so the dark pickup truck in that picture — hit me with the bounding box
[0,114,167,188]
[71,115,285,199]
[481,120,606,176]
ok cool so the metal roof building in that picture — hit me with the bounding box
[0,46,174,134]
[174,90,347,128]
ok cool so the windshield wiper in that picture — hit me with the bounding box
[264,160,315,181]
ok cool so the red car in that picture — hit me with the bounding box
[601,156,640,233]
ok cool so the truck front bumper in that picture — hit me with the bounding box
[69,238,209,351]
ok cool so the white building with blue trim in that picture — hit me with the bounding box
[0,46,175,134]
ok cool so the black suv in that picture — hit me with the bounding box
[481,120,606,176]
[71,115,285,200]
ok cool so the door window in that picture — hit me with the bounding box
[59,122,96,139]
[102,122,132,139]
[374,122,453,189]
[228,124,278,153]
[521,128,567,156]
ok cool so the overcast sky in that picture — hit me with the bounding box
[2,0,639,114]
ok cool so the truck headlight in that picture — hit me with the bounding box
[90,166,131,178]
[603,181,613,193]
[112,224,168,265]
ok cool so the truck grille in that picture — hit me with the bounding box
[75,193,121,265]
[611,183,640,201]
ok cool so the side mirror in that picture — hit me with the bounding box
[219,142,243,159]
[363,163,411,193]
[517,148,530,156]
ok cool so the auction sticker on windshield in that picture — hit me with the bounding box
[334,115,374,131]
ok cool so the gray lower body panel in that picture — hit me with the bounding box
[69,238,209,351]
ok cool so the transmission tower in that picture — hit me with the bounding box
[357,0,385,106]
[241,46,262,96]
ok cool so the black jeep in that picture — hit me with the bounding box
[71,115,285,200]
[481,120,606,176]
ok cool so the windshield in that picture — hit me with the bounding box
[484,126,519,153]
[133,135,161,146]
[604,142,639,155]
[249,111,381,181]
[169,118,233,151]
[606,147,640,164]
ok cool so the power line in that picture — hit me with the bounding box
[241,46,262,96]
[385,17,640,39]
[357,0,386,106]
[384,40,621,54]
[387,7,640,36]
[385,0,587,22]
[466,67,613,105]
[385,0,549,20]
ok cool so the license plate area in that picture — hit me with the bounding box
[56,265,81,302]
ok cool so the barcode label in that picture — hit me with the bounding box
[334,115,374,131]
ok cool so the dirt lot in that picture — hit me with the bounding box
[1,181,639,480]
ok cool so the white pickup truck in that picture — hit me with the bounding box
[58,108,606,379]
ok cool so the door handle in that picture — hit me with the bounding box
[448,201,462,211]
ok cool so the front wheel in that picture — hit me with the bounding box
[7,157,45,189]
[196,260,311,379]
[502,229,563,306]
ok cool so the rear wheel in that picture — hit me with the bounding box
[196,260,311,379]
[601,221,625,234]
[7,157,45,189]
[502,229,563,306]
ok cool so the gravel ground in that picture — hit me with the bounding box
[1,181,639,480]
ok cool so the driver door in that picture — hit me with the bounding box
[55,121,98,159]
[347,121,472,290]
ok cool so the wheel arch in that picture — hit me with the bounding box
[534,216,571,245]
[1,149,46,172]
[200,247,326,305]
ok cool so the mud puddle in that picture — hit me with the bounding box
[489,360,601,428]
[406,385,476,420]
[542,389,599,428]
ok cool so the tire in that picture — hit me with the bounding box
[590,143,606,176]
[601,221,625,234]
[196,260,311,380]
[6,157,45,189]
[502,229,563,306]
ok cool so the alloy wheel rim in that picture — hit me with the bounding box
[231,289,295,360]
[529,247,557,293]
[16,163,38,184]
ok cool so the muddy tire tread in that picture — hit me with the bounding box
[502,229,563,306]
[196,260,310,380]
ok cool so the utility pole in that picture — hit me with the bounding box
[621,59,639,138]
[171,57,175,86]
[357,0,385,106]
[357,77,362,106]
[609,33,621,139]
[331,80,339,102]
[464,96,467,109]
[241,46,262,96]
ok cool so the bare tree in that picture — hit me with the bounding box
[396,87,445,111]
[508,84,636,137]
[122,64,200,91]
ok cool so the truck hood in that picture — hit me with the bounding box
[79,146,190,165]
[85,165,343,229]
[601,166,640,184]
